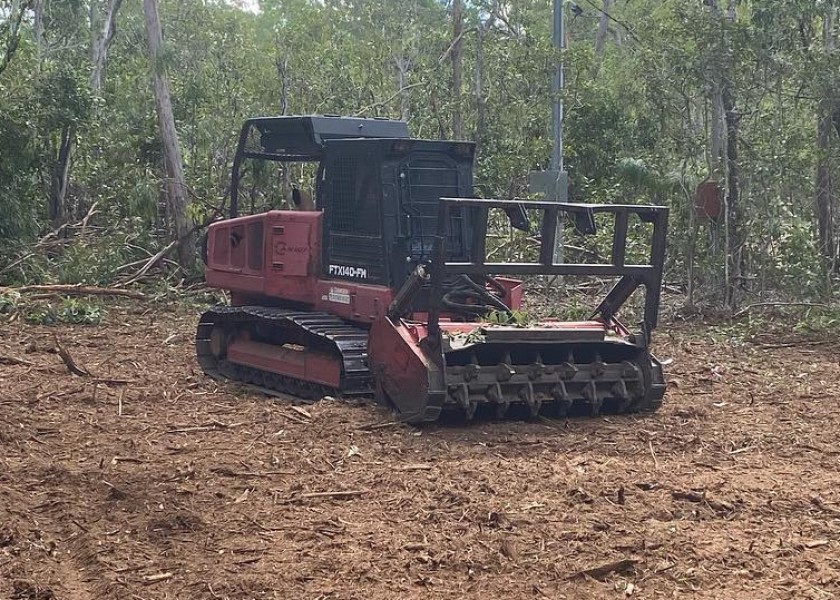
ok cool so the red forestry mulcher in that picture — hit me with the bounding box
[196,115,669,423]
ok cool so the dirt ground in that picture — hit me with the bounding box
[1,300,839,600]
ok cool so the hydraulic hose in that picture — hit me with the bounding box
[441,274,510,316]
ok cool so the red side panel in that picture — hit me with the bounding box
[313,281,393,322]
[205,210,394,324]
[227,337,341,387]
[205,210,321,306]
[269,220,311,276]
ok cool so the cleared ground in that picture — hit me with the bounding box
[1,301,839,599]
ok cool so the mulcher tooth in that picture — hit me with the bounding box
[621,360,641,380]
[612,379,632,411]
[528,353,545,381]
[557,362,577,380]
[583,380,602,416]
[551,381,572,417]
[496,353,515,382]
[463,363,480,381]
[487,383,509,418]
[519,382,541,417]
[592,353,606,378]
[455,383,477,420]
[464,402,478,420]
[558,351,577,380]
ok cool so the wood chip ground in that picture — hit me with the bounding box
[1,302,839,599]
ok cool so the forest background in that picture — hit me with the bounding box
[1,0,839,315]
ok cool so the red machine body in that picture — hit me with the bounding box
[196,115,668,423]
[206,210,393,322]
[205,209,527,322]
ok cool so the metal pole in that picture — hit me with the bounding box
[551,0,564,172]
[551,0,565,263]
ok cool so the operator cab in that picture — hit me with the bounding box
[229,115,477,289]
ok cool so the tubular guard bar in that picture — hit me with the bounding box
[426,198,669,343]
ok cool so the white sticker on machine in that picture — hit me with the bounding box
[328,287,351,305]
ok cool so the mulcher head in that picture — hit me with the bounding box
[368,197,668,424]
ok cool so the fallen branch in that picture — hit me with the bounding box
[671,489,734,513]
[115,196,224,286]
[0,252,35,276]
[752,339,834,349]
[111,456,144,464]
[0,354,35,367]
[289,405,312,419]
[811,496,840,517]
[166,425,223,434]
[114,256,154,273]
[165,420,244,434]
[90,377,136,386]
[1,284,145,299]
[299,489,367,500]
[671,489,703,502]
[34,202,100,249]
[210,467,295,478]
[398,463,433,471]
[798,443,840,456]
[280,411,309,425]
[116,240,177,287]
[357,420,400,431]
[734,302,831,318]
[142,572,173,584]
[54,336,91,377]
[568,558,637,580]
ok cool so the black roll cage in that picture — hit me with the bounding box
[424,197,669,344]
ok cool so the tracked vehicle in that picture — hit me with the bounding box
[196,116,668,423]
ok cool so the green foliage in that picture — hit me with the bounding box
[1,292,104,326]
[704,303,840,341]
[53,239,132,286]
[791,307,840,335]
[23,298,104,326]
[548,299,592,322]
[0,291,21,315]
[483,309,533,327]
[0,0,838,307]
[57,298,104,325]
[704,319,759,344]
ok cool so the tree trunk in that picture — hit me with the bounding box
[594,0,611,59]
[722,81,741,310]
[474,24,487,158]
[275,55,289,116]
[44,0,123,229]
[395,56,410,121]
[706,0,741,311]
[816,7,837,267]
[49,124,74,229]
[33,0,44,61]
[143,0,196,271]
[0,0,32,77]
[90,0,123,94]
[709,92,724,175]
[815,113,833,261]
[276,55,292,205]
[451,0,463,139]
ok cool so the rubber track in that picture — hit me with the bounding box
[196,305,373,399]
